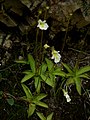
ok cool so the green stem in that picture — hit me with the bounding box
[40,31,43,62]
[56,78,66,95]
[41,7,48,62]
[61,18,70,53]
[35,28,39,68]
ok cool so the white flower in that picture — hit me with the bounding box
[44,44,50,49]
[46,6,49,10]
[37,19,49,30]
[67,97,71,102]
[18,56,23,60]
[63,90,71,102]
[70,13,73,16]
[51,49,61,63]
[65,93,71,102]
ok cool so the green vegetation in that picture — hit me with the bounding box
[0,1,90,120]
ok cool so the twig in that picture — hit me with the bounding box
[68,48,90,55]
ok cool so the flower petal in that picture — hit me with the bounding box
[66,97,71,102]
[51,55,54,59]
[37,19,49,30]
[51,49,61,63]
[44,44,50,49]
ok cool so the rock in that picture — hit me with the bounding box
[70,9,90,28]
[48,0,90,26]
[0,0,90,37]
[3,0,26,16]
[47,0,90,39]
[81,0,90,22]
[0,12,17,27]
[20,0,32,8]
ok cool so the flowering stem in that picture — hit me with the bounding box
[35,28,39,68]
[40,30,43,62]
[61,18,70,53]
[56,78,66,95]
[44,9,47,20]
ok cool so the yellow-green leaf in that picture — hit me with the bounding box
[33,101,48,108]
[21,72,35,83]
[66,77,74,86]
[35,93,47,101]
[23,70,32,74]
[40,63,47,74]
[76,66,90,76]
[62,62,72,73]
[34,77,41,93]
[15,60,28,64]
[27,104,36,117]
[79,74,90,79]
[47,112,54,120]
[40,74,54,87]
[74,77,81,95]
[21,84,32,99]
[52,70,66,77]
[7,98,14,106]
[45,58,54,71]
[36,112,46,120]
[28,54,35,73]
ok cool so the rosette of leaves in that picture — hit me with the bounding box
[61,62,90,95]
[40,58,67,88]
[21,84,48,117]
[16,54,62,93]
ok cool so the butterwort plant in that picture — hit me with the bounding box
[61,62,90,95]
[14,6,90,119]
[16,52,62,91]
[20,84,48,117]
[15,53,63,117]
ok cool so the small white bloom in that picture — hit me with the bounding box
[66,96,71,102]
[51,49,61,63]
[63,90,71,102]
[37,19,49,30]
[46,6,49,10]
[70,13,73,16]
[44,44,50,49]
[38,10,42,14]
[18,56,23,60]
[65,93,71,102]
